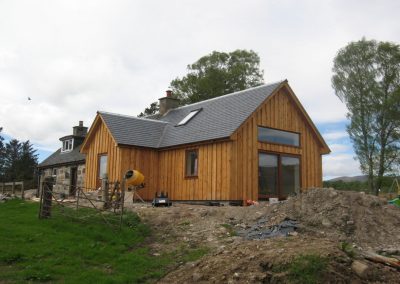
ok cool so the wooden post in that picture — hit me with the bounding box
[102,178,110,209]
[76,187,80,210]
[21,181,24,199]
[12,182,15,195]
[39,177,54,219]
[1,183,3,194]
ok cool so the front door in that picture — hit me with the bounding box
[70,167,78,196]
[258,153,300,200]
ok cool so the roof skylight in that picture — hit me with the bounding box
[176,109,202,126]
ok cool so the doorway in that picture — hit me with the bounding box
[258,152,300,200]
[70,167,78,196]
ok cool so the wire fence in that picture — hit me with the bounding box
[38,177,129,230]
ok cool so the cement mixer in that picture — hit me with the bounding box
[124,170,145,203]
[124,170,145,187]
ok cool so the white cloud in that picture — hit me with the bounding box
[328,143,351,153]
[323,131,349,141]
[323,153,362,178]
[0,0,399,155]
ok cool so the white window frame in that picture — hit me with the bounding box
[61,139,74,153]
[176,109,202,126]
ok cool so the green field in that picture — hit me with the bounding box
[0,200,195,283]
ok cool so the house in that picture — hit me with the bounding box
[38,121,88,197]
[80,80,330,202]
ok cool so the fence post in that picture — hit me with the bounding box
[21,181,24,199]
[39,177,54,219]
[1,183,3,194]
[12,182,15,195]
[102,178,110,209]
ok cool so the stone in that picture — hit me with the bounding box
[351,260,369,279]
[192,272,203,282]
[322,218,332,227]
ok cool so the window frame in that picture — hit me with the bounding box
[185,149,199,178]
[258,150,302,200]
[97,154,108,180]
[257,126,301,148]
[61,138,74,153]
[176,108,202,126]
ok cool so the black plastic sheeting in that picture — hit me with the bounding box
[238,218,298,240]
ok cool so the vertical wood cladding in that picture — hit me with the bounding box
[230,87,325,201]
[83,85,327,201]
[83,118,121,190]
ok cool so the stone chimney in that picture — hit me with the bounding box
[159,90,179,115]
[73,121,88,137]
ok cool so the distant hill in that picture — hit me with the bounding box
[327,175,368,182]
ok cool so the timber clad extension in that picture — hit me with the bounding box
[80,80,330,202]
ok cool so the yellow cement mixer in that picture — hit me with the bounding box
[125,170,145,186]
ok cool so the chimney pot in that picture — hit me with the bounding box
[79,121,83,127]
[166,90,172,97]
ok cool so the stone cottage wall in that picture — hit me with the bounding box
[41,164,85,197]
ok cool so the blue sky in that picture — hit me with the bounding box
[1,0,399,179]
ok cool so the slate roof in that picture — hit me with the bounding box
[99,112,168,148]
[38,144,85,168]
[97,81,284,149]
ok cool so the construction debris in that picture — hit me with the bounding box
[238,217,298,240]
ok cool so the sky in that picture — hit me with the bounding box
[0,0,399,179]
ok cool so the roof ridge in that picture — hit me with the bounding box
[98,110,169,124]
[170,80,286,111]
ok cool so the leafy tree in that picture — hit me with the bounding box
[171,49,264,104]
[139,49,264,116]
[138,102,159,117]
[332,38,400,195]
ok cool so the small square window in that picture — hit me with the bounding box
[185,149,198,177]
[61,139,74,152]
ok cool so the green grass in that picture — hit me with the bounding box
[220,223,237,236]
[273,254,328,284]
[0,200,193,283]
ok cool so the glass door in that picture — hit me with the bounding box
[281,156,300,197]
[258,153,300,200]
[258,153,278,200]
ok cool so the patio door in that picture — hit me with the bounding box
[258,152,300,200]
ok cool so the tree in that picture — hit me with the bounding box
[4,139,22,181]
[138,49,264,116]
[138,102,159,117]
[332,38,400,195]
[17,141,38,181]
[0,133,38,182]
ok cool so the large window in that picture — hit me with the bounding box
[185,149,198,177]
[258,127,300,147]
[258,152,300,200]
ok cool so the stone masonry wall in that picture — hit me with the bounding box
[41,164,85,197]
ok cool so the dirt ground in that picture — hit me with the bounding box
[128,188,400,283]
